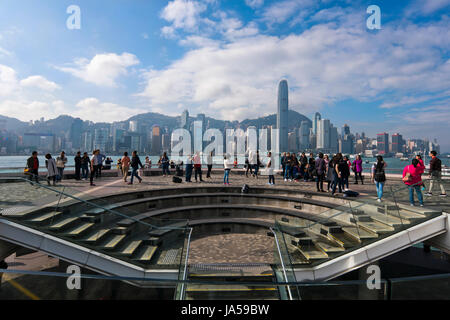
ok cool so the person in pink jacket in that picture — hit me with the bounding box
[402,158,424,206]
[352,155,363,184]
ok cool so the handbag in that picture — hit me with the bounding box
[402,166,412,182]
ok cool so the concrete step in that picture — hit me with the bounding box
[133,245,157,262]
[81,228,111,243]
[64,222,95,237]
[118,240,143,256]
[48,217,79,231]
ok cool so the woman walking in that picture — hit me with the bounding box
[223,154,232,185]
[45,153,57,186]
[403,158,424,207]
[266,152,275,185]
[352,155,363,184]
[185,155,193,182]
[121,152,131,182]
[371,156,387,202]
[128,151,143,185]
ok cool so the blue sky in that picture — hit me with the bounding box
[0,0,449,150]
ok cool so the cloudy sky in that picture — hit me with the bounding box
[0,0,449,150]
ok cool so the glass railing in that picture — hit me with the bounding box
[0,176,191,271]
[273,179,445,268]
[1,267,449,300]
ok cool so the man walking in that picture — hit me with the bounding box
[425,151,447,197]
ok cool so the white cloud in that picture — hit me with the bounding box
[406,0,450,16]
[161,0,207,32]
[20,75,60,92]
[56,52,140,87]
[74,98,147,123]
[139,13,450,122]
[0,65,19,97]
[245,0,264,9]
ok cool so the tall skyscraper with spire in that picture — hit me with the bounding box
[277,79,289,152]
[313,112,321,135]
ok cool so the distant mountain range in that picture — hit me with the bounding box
[0,110,312,135]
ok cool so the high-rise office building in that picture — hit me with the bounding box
[316,119,330,149]
[151,125,161,155]
[288,131,297,152]
[70,119,83,149]
[299,120,311,150]
[180,110,189,129]
[341,124,350,137]
[313,112,321,135]
[392,133,403,153]
[129,120,139,133]
[377,133,389,154]
[276,80,289,153]
[93,128,109,151]
[330,125,338,153]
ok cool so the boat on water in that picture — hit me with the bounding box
[400,157,409,161]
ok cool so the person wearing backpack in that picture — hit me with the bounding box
[402,158,424,207]
[266,152,275,185]
[425,151,447,197]
[371,155,387,202]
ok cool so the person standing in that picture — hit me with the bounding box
[284,152,291,181]
[81,152,90,180]
[206,151,213,179]
[193,152,203,182]
[371,155,387,202]
[26,151,40,184]
[161,152,170,176]
[331,153,344,196]
[281,152,287,178]
[223,154,232,185]
[128,151,143,185]
[45,154,57,186]
[425,151,447,197]
[341,156,351,191]
[403,158,424,206]
[185,155,193,182]
[353,155,363,184]
[74,151,82,180]
[96,150,106,178]
[90,150,100,186]
[121,152,131,182]
[266,152,275,185]
[55,151,67,182]
[315,152,326,192]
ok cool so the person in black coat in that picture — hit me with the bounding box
[128,151,143,185]
[74,151,82,180]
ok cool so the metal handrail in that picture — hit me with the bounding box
[179,227,193,300]
[270,227,293,300]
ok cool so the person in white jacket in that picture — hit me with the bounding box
[45,153,58,186]
[223,154,233,185]
[266,152,275,185]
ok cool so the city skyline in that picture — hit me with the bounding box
[0,1,449,150]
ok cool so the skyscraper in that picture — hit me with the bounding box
[377,133,389,154]
[180,110,189,129]
[151,125,161,155]
[392,133,403,153]
[316,119,330,149]
[313,112,321,135]
[276,80,288,153]
[70,119,83,149]
[299,120,311,150]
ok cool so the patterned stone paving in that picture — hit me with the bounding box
[188,233,275,264]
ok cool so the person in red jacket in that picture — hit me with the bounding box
[402,158,424,207]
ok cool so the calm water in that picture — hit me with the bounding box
[1,154,449,174]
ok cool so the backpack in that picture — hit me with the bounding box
[343,190,359,197]
[241,184,250,194]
